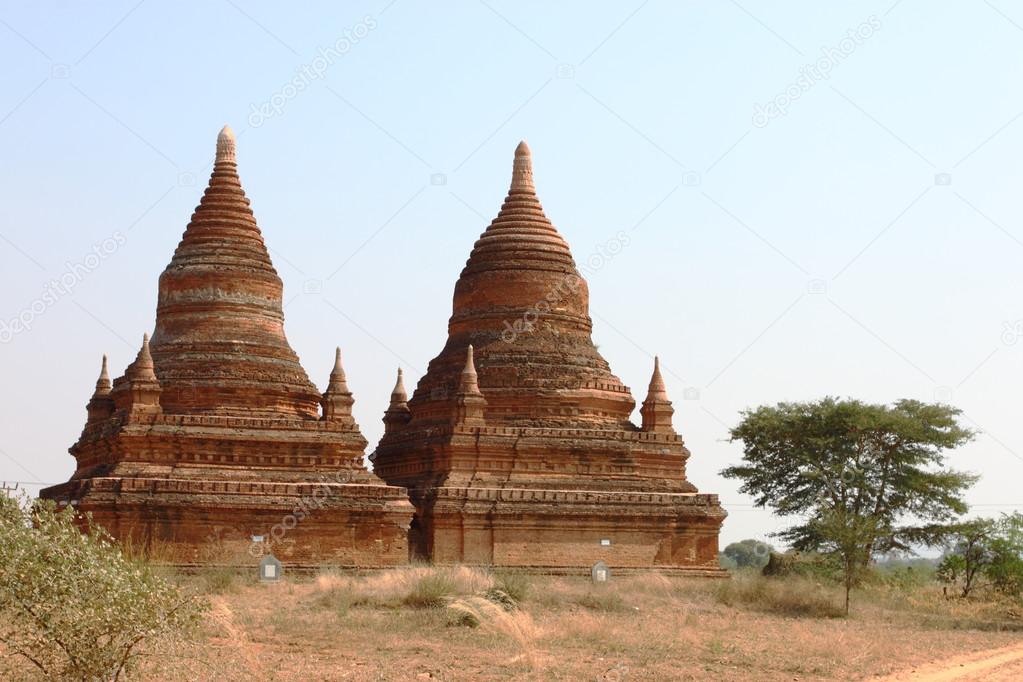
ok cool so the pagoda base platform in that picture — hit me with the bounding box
[411,486,726,572]
[40,477,413,568]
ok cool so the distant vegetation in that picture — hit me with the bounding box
[937,513,1023,599]
[720,539,773,570]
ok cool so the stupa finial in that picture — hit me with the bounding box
[511,140,535,193]
[216,124,236,163]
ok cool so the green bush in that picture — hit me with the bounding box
[0,496,204,680]
[493,571,531,604]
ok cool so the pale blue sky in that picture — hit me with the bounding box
[2,1,1023,547]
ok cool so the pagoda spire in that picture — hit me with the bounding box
[112,334,163,416]
[383,368,411,433]
[640,356,674,433]
[321,347,355,424]
[86,354,115,424]
[150,125,323,419]
[454,345,486,427]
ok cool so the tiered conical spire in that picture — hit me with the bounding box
[640,356,674,433]
[321,347,355,424]
[149,125,321,418]
[383,368,411,433]
[403,141,635,429]
[455,140,576,286]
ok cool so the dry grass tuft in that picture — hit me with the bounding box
[446,595,545,669]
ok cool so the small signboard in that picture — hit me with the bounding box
[591,560,610,583]
[259,554,282,583]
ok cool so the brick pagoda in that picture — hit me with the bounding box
[371,142,726,573]
[41,127,412,567]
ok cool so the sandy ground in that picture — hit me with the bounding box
[877,642,1023,681]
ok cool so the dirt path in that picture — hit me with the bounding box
[876,641,1023,681]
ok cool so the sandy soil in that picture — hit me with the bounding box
[877,642,1023,681]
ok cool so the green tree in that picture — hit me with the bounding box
[0,495,204,680]
[939,513,1023,599]
[722,539,773,569]
[723,398,976,613]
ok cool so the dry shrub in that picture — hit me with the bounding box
[575,588,628,613]
[716,574,844,618]
[446,596,544,668]
[311,566,493,610]
[493,570,532,604]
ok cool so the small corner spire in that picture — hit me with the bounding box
[322,346,354,423]
[331,346,346,381]
[641,354,674,433]
[648,355,668,400]
[95,354,111,394]
[510,140,535,193]
[216,124,236,163]
[391,367,407,404]
[453,344,486,426]
[458,344,482,396]
[126,333,158,383]
[383,366,411,433]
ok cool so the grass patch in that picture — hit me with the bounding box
[716,575,844,618]
[403,571,460,608]
[575,588,627,612]
[200,566,242,594]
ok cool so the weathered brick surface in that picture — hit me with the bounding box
[41,127,412,567]
[372,142,726,573]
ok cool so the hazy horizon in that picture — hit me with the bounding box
[2,1,1023,549]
